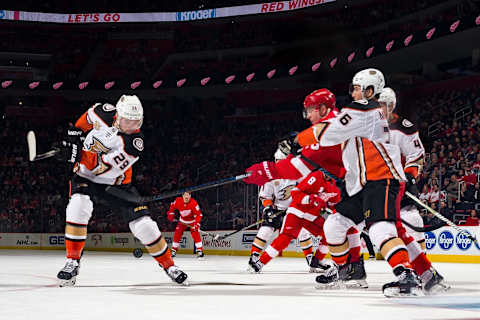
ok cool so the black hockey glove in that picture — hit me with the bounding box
[53,126,84,164]
[278,132,301,156]
[405,173,419,196]
[263,206,276,223]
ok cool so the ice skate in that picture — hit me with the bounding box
[315,262,343,289]
[57,258,80,287]
[196,250,205,260]
[248,256,264,273]
[421,267,450,295]
[308,256,335,274]
[165,265,189,285]
[382,267,423,297]
[344,259,368,288]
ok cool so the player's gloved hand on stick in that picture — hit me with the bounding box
[167,209,179,222]
[263,206,276,223]
[192,222,200,232]
[405,173,418,195]
[308,194,326,209]
[244,161,278,186]
[53,126,84,164]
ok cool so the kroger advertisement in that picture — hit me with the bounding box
[424,226,480,257]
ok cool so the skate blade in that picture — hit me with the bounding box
[58,277,76,287]
[383,286,424,298]
[345,279,368,289]
[315,281,346,290]
[424,283,451,295]
[246,267,261,274]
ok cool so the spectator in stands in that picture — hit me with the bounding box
[429,185,440,204]
[446,174,459,208]
[464,209,479,226]
[438,201,452,221]
[419,185,430,203]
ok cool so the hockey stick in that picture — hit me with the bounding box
[400,218,446,233]
[174,219,220,240]
[216,210,285,241]
[26,131,59,161]
[105,173,251,204]
[300,154,453,234]
[405,191,478,243]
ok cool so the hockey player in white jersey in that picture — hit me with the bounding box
[305,68,422,296]
[379,87,449,293]
[55,95,188,286]
[249,150,326,272]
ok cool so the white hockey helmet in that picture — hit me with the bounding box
[116,95,143,121]
[351,68,385,98]
[115,95,143,132]
[378,87,397,111]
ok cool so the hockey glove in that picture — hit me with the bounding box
[167,209,179,222]
[53,126,84,164]
[244,161,279,186]
[405,173,419,195]
[308,194,327,209]
[278,137,301,156]
[263,206,276,223]
[192,222,200,232]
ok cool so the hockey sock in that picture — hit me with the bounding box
[347,227,361,263]
[259,234,292,265]
[146,236,174,269]
[328,238,349,266]
[65,222,87,260]
[397,225,431,276]
[300,237,313,258]
[314,236,329,262]
[379,237,413,274]
[251,236,267,255]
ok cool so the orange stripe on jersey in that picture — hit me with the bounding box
[404,167,418,178]
[384,179,390,219]
[361,139,394,181]
[123,167,132,184]
[75,111,93,133]
[79,150,98,171]
[262,199,273,207]
[297,127,317,147]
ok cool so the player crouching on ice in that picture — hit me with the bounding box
[248,169,340,274]
[248,150,324,273]
[55,95,188,286]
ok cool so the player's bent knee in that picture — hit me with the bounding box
[129,216,161,245]
[257,226,274,241]
[369,221,398,249]
[66,194,93,224]
[324,214,352,244]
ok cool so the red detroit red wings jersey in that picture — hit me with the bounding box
[168,197,202,224]
[288,171,340,221]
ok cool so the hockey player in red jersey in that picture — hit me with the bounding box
[55,95,188,286]
[167,192,205,258]
[379,87,449,293]
[246,88,365,279]
[248,169,340,273]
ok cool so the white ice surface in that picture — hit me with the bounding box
[0,250,479,320]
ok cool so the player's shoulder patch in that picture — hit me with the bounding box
[402,119,414,128]
[390,116,418,134]
[120,132,145,157]
[92,102,116,125]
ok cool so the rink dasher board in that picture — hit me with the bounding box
[0,227,479,263]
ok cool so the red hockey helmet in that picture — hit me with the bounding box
[303,88,336,110]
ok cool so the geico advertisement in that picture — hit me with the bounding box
[424,227,480,255]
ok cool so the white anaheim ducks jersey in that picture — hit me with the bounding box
[388,114,425,178]
[259,179,297,210]
[312,99,406,196]
[74,103,144,185]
